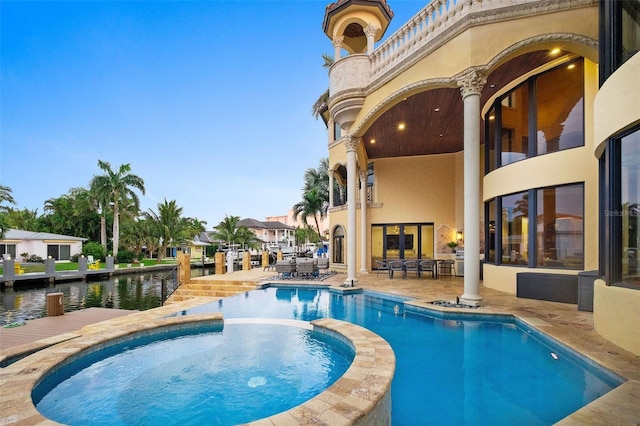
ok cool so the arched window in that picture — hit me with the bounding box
[332,225,345,264]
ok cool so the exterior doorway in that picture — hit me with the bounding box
[371,223,434,269]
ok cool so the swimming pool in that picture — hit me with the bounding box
[33,320,355,425]
[182,286,623,425]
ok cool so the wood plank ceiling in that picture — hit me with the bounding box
[362,50,566,159]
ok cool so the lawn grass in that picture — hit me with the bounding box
[0,259,178,274]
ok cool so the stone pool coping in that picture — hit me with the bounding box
[0,298,395,426]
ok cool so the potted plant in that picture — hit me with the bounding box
[446,241,458,253]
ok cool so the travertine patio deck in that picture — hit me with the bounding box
[1,269,638,425]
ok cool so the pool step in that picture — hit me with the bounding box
[164,280,258,305]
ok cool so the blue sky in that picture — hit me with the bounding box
[1,0,423,229]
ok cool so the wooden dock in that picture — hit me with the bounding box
[0,307,135,350]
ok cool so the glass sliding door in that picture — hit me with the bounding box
[371,223,434,269]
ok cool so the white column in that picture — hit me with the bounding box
[359,170,368,273]
[329,168,335,208]
[457,69,486,306]
[345,135,359,285]
[364,25,379,55]
[333,36,344,61]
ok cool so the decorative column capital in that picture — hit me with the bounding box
[457,69,487,99]
[332,36,344,49]
[363,25,379,38]
[359,169,367,183]
[344,135,360,152]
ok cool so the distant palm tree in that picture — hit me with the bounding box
[212,215,258,250]
[3,208,40,232]
[293,158,329,239]
[292,187,326,239]
[312,54,334,120]
[90,160,145,257]
[145,199,192,261]
[0,184,16,211]
[0,184,14,238]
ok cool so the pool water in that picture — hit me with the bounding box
[34,321,353,425]
[187,286,622,425]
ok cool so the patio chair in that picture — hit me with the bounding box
[439,260,455,278]
[275,260,296,279]
[404,260,420,278]
[375,259,388,277]
[317,257,330,275]
[296,258,317,278]
[418,259,436,279]
[388,260,405,279]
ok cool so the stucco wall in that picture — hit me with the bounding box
[594,280,640,356]
[593,53,640,154]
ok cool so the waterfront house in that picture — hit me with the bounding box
[0,229,86,261]
[321,0,639,355]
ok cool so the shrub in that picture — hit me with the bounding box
[117,250,135,263]
[27,254,44,263]
[70,253,81,262]
[82,242,106,261]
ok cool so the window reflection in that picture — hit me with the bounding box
[501,84,529,165]
[537,184,584,269]
[501,192,528,265]
[485,58,585,173]
[536,60,584,155]
[621,130,640,285]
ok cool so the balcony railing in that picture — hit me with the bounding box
[369,0,595,81]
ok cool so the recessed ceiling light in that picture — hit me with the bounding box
[398,123,405,130]
[550,48,561,55]
[490,84,496,88]
[434,108,440,112]
[489,115,495,120]
[370,139,376,144]
[439,134,443,137]
[567,63,576,69]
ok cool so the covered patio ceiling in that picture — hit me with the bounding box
[362,50,567,159]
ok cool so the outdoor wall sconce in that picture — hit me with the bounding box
[456,230,464,242]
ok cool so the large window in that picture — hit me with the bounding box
[485,183,584,269]
[600,0,640,85]
[500,84,529,166]
[0,244,17,259]
[602,127,640,287]
[366,162,375,203]
[621,133,639,284]
[486,59,584,173]
[537,185,584,269]
[47,244,71,261]
[501,192,529,265]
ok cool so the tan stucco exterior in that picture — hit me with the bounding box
[594,280,640,355]
[593,53,640,155]
[325,0,638,356]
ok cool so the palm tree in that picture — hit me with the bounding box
[90,160,145,257]
[293,158,330,239]
[312,54,334,120]
[2,208,41,231]
[292,187,326,238]
[0,184,16,211]
[145,199,195,261]
[211,215,259,250]
[0,184,14,239]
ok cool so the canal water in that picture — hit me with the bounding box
[0,267,216,325]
